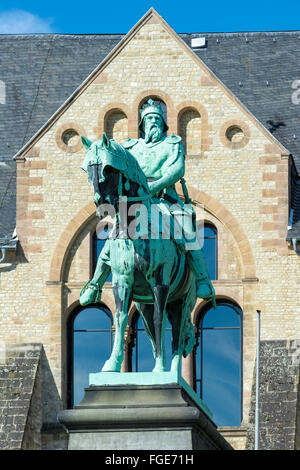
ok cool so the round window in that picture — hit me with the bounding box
[55,122,86,153]
[226,126,244,143]
[62,129,80,147]
[220,121,250,149]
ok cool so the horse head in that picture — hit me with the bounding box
[81,133,150,209]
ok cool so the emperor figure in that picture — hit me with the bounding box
[80,99,215,306]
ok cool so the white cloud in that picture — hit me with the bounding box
[0,9,55,34]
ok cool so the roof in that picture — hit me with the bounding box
[1,31,300,243]
[184,31,300,168]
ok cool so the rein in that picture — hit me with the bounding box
[117,172,152,202]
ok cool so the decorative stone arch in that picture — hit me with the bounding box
[176,101,212,155]
[132,89,177,137]
[220,119,251,150]
[49,201,97,282]
[63,296,116,331]
[176,183,256,280]
[55,121,87,154]
[192,295,243,325]
[50,184,255,284]
[95,102,133,139]
[177,101,209,124]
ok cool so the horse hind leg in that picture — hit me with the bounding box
[152,285,169,373]
[102,280,132,372]
[167,300,184,374]
[135,303,156,361]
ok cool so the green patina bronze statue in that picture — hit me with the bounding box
[79,100,215,374]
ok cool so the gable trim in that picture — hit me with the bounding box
[14,8,290,160]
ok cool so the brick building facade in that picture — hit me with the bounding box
[0,9,299,449]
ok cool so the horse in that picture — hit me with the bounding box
[81,133,197,374]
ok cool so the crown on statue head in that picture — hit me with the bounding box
[140,99,164,120]
[138,99,168,132]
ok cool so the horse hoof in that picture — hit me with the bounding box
[79,283,101,306]
[101,359,121,372]
[196,284,212,299]
[80,289,96,306]
[152,366,167,373]
[170,362,180,373]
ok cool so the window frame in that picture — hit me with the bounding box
[194,300,243,425]
[178,106,201,156]
[104,108,128,141]
[197,222,218,280]
[67,303,113,408]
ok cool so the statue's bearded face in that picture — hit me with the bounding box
[143,113,164,144]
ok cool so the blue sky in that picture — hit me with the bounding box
[0,0,299,34]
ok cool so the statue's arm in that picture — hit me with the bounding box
[148,143,185,196]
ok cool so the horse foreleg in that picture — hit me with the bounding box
[101,280,132,372]
[152,285,169,373]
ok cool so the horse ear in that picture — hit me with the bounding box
[81,136,92,149]
[102,132,111,149]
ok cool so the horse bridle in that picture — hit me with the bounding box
[117,172,152,202]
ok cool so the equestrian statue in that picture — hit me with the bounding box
[79,99,216,374]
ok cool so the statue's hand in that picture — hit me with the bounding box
[94,192,101,204]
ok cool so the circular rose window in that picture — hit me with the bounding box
[226,126,244,143]
[62,129,80,147]
[55,122,86,153]
[220,121,250,149]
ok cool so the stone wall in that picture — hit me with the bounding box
[0,11,299,444]
[0,343,67,450]
[246,340,300,450]
[0,344,42,449]
[179,108,201,155]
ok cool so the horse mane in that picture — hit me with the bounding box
[110,140,150,193]
[82,137,150,195]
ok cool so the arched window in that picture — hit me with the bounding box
[179,108,201,155]
[129,313,173,372]
[138,97,167,138]
[68,305,113,408]
[195,301,243,426]
[198,223,218,280]
[92,227,112,282]
[105,109,128,142]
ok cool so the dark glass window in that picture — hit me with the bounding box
[69,305,113,407]
[195,301,243,426]
[130,314,173,372]
[198,223,217,280]
[92,228,112,282]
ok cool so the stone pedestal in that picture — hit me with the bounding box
[58,372,232,450]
